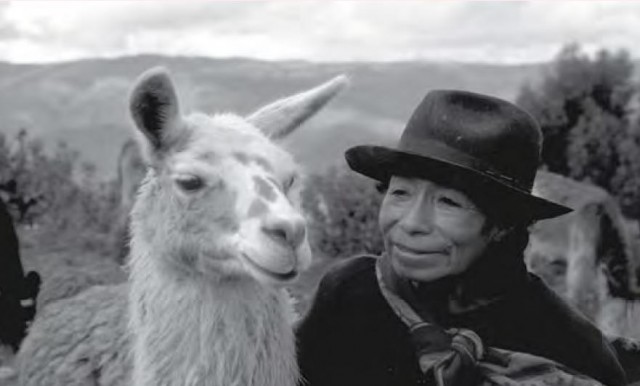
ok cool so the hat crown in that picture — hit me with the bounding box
[400,90,542,192]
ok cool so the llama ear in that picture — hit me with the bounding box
[246,75,349,140]
[129,67,181,155]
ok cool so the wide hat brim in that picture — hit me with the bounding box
[346,145,572,221]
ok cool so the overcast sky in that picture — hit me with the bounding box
[1,1,640,64]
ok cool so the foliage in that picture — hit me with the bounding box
[302,164,384,258]
[517,44,640,218]
[0,129,120,251]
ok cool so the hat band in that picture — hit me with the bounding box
[398,136,532,193]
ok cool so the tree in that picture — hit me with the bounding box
[517,44,640,218]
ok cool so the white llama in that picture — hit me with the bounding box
[127,67,347,386]
[16,68,347,386]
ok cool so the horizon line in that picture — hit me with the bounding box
[0,53,555,67]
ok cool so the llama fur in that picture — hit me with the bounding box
[36,259,126,310]
[18,284,131,386]
[128,252,296,385]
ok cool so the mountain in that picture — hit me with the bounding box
[0,55,547,178]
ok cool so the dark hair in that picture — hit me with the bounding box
[485,224,531,259]
[375,180,389,194]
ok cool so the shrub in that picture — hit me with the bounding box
[0,129,120,253]
[302,165,384,259]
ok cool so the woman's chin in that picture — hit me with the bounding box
[390,255,451,283]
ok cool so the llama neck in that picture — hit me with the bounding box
[128,248,298,386]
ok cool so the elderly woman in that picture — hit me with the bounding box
[296,90,626,386]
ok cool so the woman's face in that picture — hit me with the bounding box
[379,175,500,282]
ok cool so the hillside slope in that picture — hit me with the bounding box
[0,55,545,176]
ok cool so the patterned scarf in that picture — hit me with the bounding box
[375,257,604,386]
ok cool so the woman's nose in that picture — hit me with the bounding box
[399,197,434,234]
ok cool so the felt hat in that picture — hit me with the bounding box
[345,90,571,220]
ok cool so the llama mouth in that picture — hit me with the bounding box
[241,253,298,282]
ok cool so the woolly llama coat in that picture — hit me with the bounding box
[18,285,131,386]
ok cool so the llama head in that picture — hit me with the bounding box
[128,67,347,285]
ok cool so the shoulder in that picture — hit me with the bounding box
[303,255,380,316]
[318,255,377,290]
[514,274,607,345]
[519,273,599,330]
[514,274,626,385]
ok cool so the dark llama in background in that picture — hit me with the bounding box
[16,67,347,386]
[0,189,40,354]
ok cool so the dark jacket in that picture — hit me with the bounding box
[296,256,626,386]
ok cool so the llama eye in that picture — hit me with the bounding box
[175,175,204,192]
[285,176,296,192]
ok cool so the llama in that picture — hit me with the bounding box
[112,138,146,264]
[16,68,347,386]
[527,171,640,339]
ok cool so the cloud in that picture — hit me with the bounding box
[0,2,21,39]
[0,1,640,64]
[1,2,265,59]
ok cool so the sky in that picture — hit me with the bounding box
[1,1,640,64]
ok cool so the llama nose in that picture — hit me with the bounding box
[262,217,306,249]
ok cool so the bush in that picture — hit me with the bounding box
[302,165,384,259]
[516,44,640,219]
[0,129,120,253]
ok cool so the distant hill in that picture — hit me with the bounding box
[0,55,548,178]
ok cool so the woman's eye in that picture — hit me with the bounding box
[390,188,409,197]
[438,196,463,208]
[175,175,204,192]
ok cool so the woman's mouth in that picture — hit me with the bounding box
[391,244,449,272]
[393,243,444,256]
